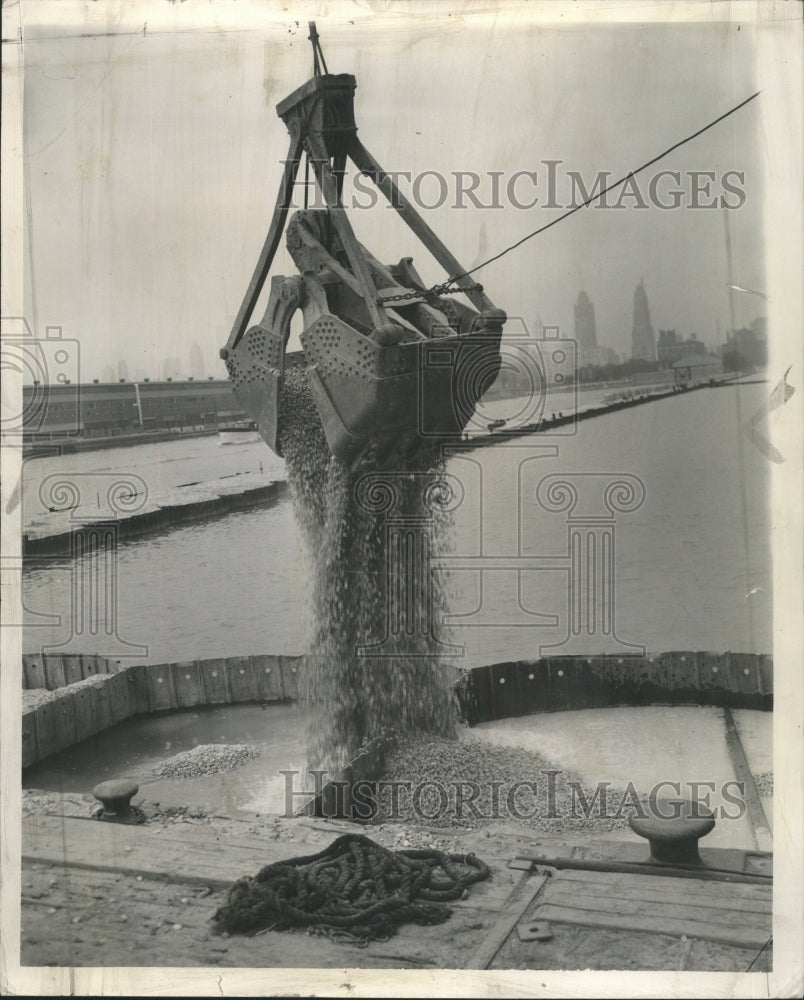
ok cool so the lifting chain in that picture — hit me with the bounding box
[379,278,482,306]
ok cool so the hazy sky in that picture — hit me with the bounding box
[18,1,765,381]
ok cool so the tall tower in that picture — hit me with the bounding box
[190,342,206,381]
[631,279,656,361]
[574,291,598,359]
[162,357,181,380]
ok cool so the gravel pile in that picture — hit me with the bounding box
[22,673,114,711]
[152,744,261,779]
[372,734,647,835]
[753,771,773,796]
[22,688,61,711]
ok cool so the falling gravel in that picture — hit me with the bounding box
[152,744,261,779]
[278,365,458,774]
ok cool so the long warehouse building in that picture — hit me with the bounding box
[21,379,247,441]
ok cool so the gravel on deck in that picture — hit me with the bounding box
[152,744,262,779]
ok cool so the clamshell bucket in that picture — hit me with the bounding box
[221,22,507,465]
[225,289,505,465]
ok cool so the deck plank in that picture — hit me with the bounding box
[542,878,771,915]
[533,902,769,950]
[549,864,772,898]
[21,814,516,968]
[541,885,770,930]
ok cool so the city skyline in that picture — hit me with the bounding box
[21,288,764,384]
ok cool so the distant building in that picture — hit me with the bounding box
[21,379,247,442]
[721,316,768,370]
[162,357,181,381]
[631,280,656,361]
[190,342,206,381]
[572,291,620,370]
[574,291,597,357]
[657,329,706,366]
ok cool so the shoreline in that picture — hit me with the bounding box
[22,480,286,557]
[468,374,754,445]
[21,373,757,459]
[21,426,222,459]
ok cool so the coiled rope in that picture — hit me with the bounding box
[213,833,490,944]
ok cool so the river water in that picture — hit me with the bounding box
[22,380,772,667]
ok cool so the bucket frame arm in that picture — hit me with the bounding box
[347,136,499,318]
[223,127,305,357]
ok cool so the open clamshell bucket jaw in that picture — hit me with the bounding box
[220,25,506,466]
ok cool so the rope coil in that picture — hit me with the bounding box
[213,833,490,944]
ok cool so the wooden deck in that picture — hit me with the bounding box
[20,810,770,971]
[21,812,529,969]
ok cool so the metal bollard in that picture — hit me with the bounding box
[629,798,716,866]
[92,778,141,824]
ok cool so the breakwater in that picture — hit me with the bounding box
[22,427,220,459]
[21,649,771,770]
[454,650,773,723]
[21,652,302,768]
[22,481,286,558]
[468,377,737,447]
